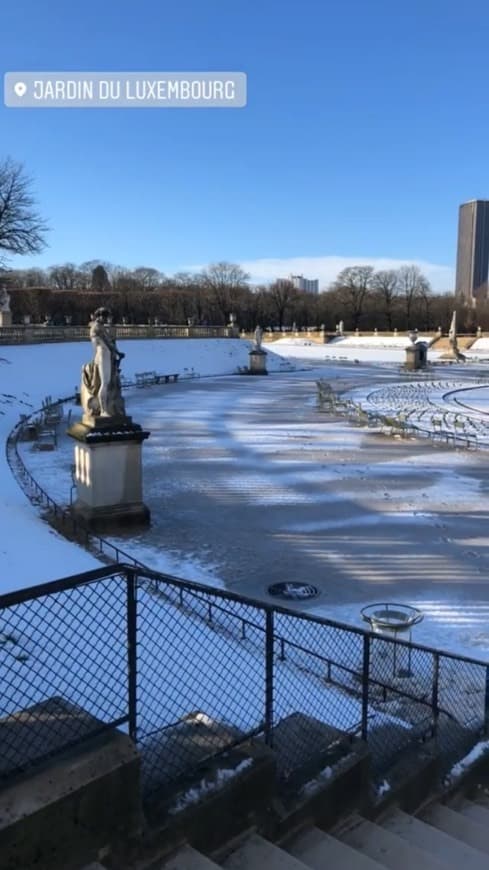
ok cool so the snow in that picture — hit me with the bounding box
[6,341,489,665]
[0,338,284,592]
[270,336,444,364]
[168,758,254,814]
[328,335,433,348]
[6,336,489,784]
[446,739,489,781]
[469,338,489,351]
[301,764,333,797]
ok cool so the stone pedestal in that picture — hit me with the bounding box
[440,339,466,362]
[248,348,268,375]
[405,342,428,371]
[0,311,12,327]
[68,418,150,532]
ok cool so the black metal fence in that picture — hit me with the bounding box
[1,563,488,803]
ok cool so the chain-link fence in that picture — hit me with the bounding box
[1,564,488,803]
[0,568,130,783]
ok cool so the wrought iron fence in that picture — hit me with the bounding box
[1,563,488,804]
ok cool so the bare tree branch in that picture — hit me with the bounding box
[0,157,49,261]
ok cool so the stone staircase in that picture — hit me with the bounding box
[84,789,489,869]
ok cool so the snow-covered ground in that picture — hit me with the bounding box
[271,336,443,364]
[0,338,285,591]
[4,335,489,780]
[4,336,489,666]
[328,334,434,348]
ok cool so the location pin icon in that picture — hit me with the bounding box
[14,82,27,98]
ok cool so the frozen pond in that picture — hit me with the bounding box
[18,362,489,658]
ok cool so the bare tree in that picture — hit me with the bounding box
[267,279,295,328]
[372,270,399,330]
[397,265,430,328]
[7,267,48,288]
[132,266,164,291]
[332,265,374,328]
[0,157,48,263]
[48,263,85,291]
[200,262,250,323]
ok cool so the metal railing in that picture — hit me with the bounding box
[316,381,486,451]
[0,324,240,345]
[1,562,488,802]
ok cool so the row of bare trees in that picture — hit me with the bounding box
[1,260,472,331]
[1,155,483,332]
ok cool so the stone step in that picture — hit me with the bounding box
[163,845,222,869]
[222,833,310,870]
[455,798,489,827]
[422,803,489,855]
[382,808,488,870]
[473,790,489,811]
[338,813,447,870]
[287,825,388,870]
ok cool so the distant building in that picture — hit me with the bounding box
[290,274,319,294]
[455,200,489,304]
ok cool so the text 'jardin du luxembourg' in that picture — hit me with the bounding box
[4,72,247,108]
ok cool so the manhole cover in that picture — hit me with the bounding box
[268,582,319,600]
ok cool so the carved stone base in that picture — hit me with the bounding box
[81,413,133,430]
[248,348,268,375]
[0,311,12,327]
[68,421,150,532]
[404,343,428,371]
[71,500,150,533]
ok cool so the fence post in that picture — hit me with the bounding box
[484,666,489,734]
[432,652,440,737]
[361,634,370,741]
[126,569,138,742]
[264,610,274,747]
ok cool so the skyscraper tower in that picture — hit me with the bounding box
[455,200,489,304]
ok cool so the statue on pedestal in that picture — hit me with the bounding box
[254,325,263,350]
[81,308,126,420]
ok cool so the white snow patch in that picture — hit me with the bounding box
[446,740,489,781]
[168,758,254,813]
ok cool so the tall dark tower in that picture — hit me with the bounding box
[455,200,489,305]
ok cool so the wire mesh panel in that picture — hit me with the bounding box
[271,613,364,788]
[367,634,436,774]
[436,654,488,767]
[2,563,489,801]
[0,573,128,782]
[135,578,266,797]
[274,612,364,692]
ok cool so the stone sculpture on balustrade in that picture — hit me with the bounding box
[0,286,12,327]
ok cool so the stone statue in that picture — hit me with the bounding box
[254,325,263,350]
[449,311,457,342]
[81,308,126,420]
[0,286,10,312]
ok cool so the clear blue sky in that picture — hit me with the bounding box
[2,0,489,289]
